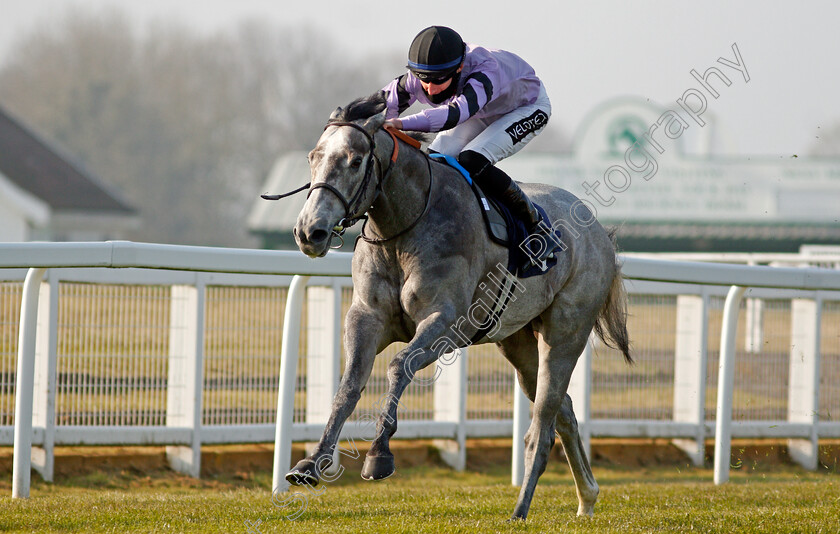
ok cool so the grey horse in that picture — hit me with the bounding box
[290,92,631,520]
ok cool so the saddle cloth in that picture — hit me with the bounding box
[429,154,560,279]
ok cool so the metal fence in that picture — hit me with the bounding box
[1,242,839,499]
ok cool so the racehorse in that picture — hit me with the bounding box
[288,92,631,520]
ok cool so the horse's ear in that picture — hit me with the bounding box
[329,106,343,120]
[362,108,387,134]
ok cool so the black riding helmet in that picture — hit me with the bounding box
[407,26,465,83]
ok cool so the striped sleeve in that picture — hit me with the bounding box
[434,73,495,131]
[400,71,497,132]
[465,72,493,106]
[382,75,414,119]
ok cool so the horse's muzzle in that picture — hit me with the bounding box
[294,223,331,258]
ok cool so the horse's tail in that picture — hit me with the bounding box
[593,227,633,364]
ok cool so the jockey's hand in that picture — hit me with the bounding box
[384,119,403,130]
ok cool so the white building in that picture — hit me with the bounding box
[0,106,138,242]
[250,97,840,252]
[500,97,840,252]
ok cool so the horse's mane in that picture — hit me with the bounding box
[333,92,388,122]
[332,91,432,145]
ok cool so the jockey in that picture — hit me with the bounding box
[382,25,560,269]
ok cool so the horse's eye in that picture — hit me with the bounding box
[350,157,363,170]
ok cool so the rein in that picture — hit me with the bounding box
[259,183,309,201]
[261,122,432,247]
[359,155,432,245]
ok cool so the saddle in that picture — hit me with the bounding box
[429,154,559,279]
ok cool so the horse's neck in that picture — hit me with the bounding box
[365,141,432,240]
[364,139,501,290]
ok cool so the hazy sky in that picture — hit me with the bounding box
[3,0,839,157]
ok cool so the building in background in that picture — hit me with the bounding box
[248,151,324,250]
[501,97,840,252]
[0,106,138,242]
[250,97,840,252]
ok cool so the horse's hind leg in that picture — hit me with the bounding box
[557,393,599,516]
[498,328,559,520]
[508,319,594,521]
[509,346,571,521]
[497,326,540,403]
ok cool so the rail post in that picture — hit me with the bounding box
[305,281,343,475]
[272,275,310,493]
[12,267,47,498]
[511,379,530,486]
[673,292,709,466]
[166,282,206,478]
[31,275,58,482]
[787,296,822,470]
[433,348,468,471]
[713,285,747,484]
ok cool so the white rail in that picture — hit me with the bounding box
[624,251,840,266]
[268,256,840,490]
[2,242,352,498]
[1,241,839,498]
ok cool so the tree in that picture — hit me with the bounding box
[0,8,389,246]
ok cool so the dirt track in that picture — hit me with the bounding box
[1,439,837,480]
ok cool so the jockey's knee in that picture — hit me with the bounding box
[459,150,512,195]
[457,150,490,177]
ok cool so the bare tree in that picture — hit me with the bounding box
[0,8,389,246]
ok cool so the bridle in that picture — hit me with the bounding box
[266,121,433,247]
[310,120,383,237]
[355,125,434,245]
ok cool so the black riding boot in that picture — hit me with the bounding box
[496,176,540,227]
[458,150,562,271]
[495,176,562,270]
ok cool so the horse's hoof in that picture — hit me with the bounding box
[506,515,526,523]
[285,458,320,486]
[577,505,595,518]
[360,454,395,481]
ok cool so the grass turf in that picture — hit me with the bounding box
[1,461,838,533]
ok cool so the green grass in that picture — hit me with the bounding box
[1,463,838,533]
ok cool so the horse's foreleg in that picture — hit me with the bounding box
[286,307,384,487]
[361,311,452,481]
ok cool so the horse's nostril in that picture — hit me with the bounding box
[310,229,329,243]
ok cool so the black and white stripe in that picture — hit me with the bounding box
[442,72,494,130]
[443,103,461,130]
[466,72,493,104]
[395,75,412,114]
